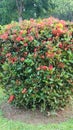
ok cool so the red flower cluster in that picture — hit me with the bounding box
[52,28,66,36]
[8,95,15,103]
[6,53,11,57]
[22,88,27,94]
[16,36,24,42]
[24,43,28,47]
[37,65,53,71]
[59,43,63,49]
[28,36,34,42]
[20,57,25,62]
[1,33,8,40]
[8,57,18,64]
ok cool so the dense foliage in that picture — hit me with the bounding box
[0,17,73,111]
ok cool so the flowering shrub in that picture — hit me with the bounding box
[0,17,73,111]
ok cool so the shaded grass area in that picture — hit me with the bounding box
[0,88,73,130]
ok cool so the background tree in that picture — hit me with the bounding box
[0,0,73,25]
[52,0,73,21]
[23,0,55,19]
[0,0,17,25]
[0,0,56,24]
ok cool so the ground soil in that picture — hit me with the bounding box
[0,101,73,125]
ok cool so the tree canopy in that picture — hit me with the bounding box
[0,0,73,25]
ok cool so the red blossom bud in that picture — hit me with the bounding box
[8,95,15,103]
[20,57,25,62]
[22,88,27,94]
[6,53,11,57]
[59,43,63,48]
[24,43,28,47]
[48,65,53,71]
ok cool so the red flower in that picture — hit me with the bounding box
[59,43,63,48]
[37,67,41,70]
[37,66,48,71]
[48,65,53,71]
[8,95,15,103]
[12,57,17,64]
[30,18,34,22]
[8,57,17,64]
[60,20,66,26]
[16,36,21,42]
[24,43,28,47]
[40,55,45,59]
[19,30,24,35]
[34,48,37,52]
[16,36,24,42]
[52,29,57,36]
[37,65,53,71]
[41,66,48,70]
[20,57,25,62]
[12,30,17,33]
[48,38,53,41]
[28,36,34,42]
[1,33,8,40]
[52,28,65,36]
[6,53,11,57]
[57,28,64,36]
[33,53,37,58]
[22,88,27,94]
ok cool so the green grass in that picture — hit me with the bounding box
[0,117,73,130]
[0,87,73,130]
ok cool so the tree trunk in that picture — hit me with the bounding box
[16,0,24,22]
[18,16,23,22]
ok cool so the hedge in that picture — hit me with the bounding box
[0,17,73,111]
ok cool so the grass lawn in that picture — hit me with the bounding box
[0,88,73,130]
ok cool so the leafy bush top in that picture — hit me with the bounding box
[0,17,73,111]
